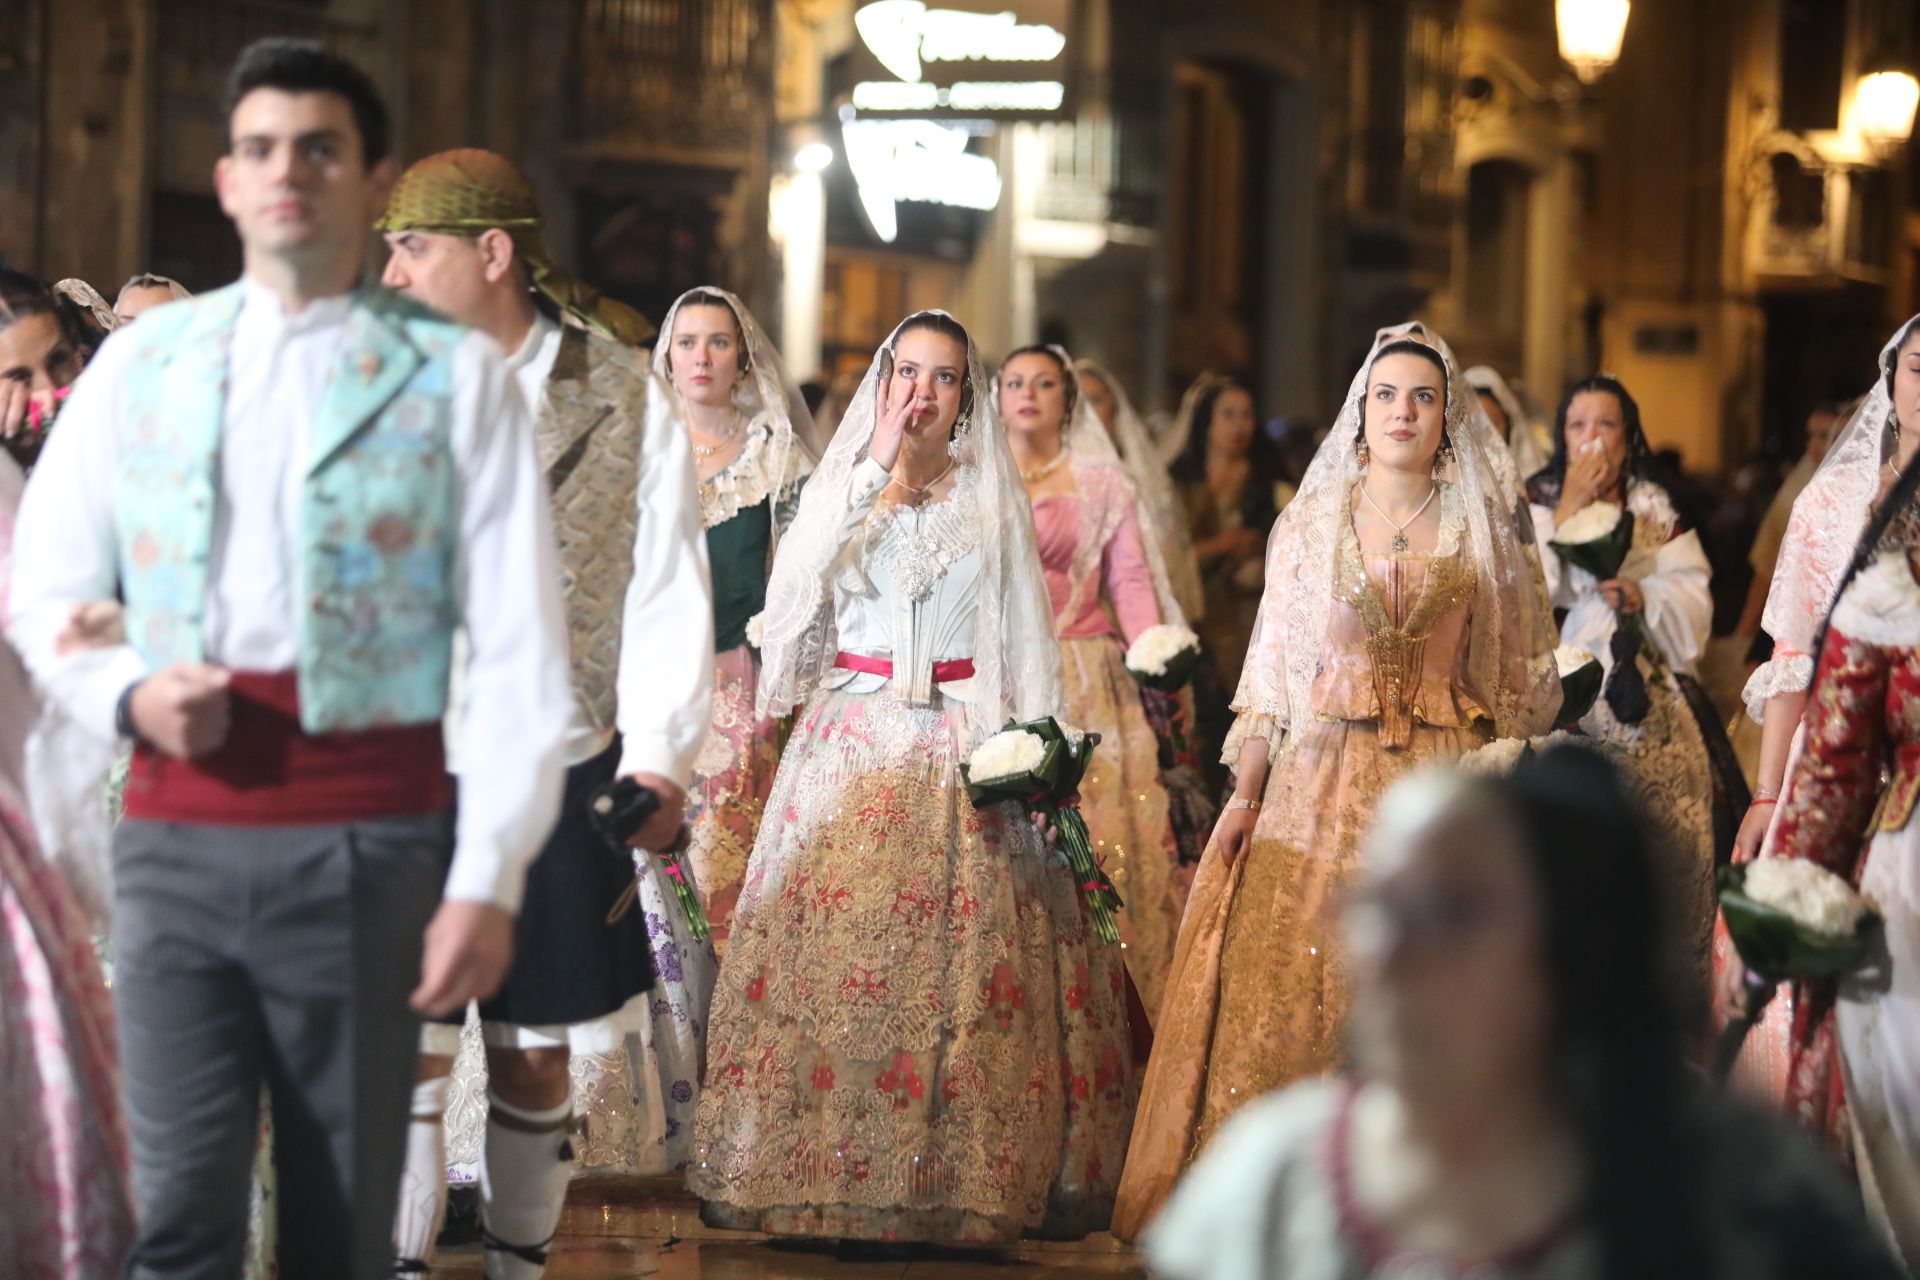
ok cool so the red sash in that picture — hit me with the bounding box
[121,670,452,827]
[833,651,976,683]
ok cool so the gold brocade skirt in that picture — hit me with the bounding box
[1110,715,1483,1241]
[1061,635,1183,1018]
[688,688,1134,1244]
[684,644,784,950]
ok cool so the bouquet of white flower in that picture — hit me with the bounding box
[962,716,1122,944]
[1550,501,1633,579]
[1554,645,1603,727]
[965,727,1050,785]
[1124,624,1203,692]
[1714,857,1883,1082]
[1458,736,1532,776]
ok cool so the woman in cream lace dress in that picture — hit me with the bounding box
[1074,357,1218,871]
[689,312,1133,1243]
[1111,332,1560,1240]
[1526,375,1732,977]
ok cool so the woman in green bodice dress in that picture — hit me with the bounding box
[654,287,814,945]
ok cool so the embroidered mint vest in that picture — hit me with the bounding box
[116,283,464,734]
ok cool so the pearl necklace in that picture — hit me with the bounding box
[1021,444,1071,484]
[691,414,746,460]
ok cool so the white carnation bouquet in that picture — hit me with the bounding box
[1552,499,1627,548]
[1457,736,1531,776]
[1715,855,1882,1081]
[1457,730,1585,777]
[1124,623,1203,691]
[966,727,1048,783]
[962,716,1122,944]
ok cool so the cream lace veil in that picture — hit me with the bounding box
[1746,313,1920,720]
[650,285,816,530]
[1375,322,1528,516]
[1232,328,1561,741]
[756,311,1065,747]
[1070,356,1206,621]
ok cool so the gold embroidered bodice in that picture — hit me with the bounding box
[1312,485,1487,749]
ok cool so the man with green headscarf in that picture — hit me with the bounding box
[377,149,713,1279]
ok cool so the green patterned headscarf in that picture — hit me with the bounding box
[376,149,654,346]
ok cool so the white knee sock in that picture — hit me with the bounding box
[480,1090,575,1280]
[391,1074,451,1271]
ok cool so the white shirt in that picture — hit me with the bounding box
[501,313,713,784]
[1530,496,1712,679]
[6,277,574,912]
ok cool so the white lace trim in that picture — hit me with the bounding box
[865,465,982,602]
[1220,711,1284,767]
[1742,655,1816,723]
[1626,479,1678,541]
[698,420,794,529]
[1832,551,1920,647]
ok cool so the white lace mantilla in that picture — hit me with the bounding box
[864,465,981,602]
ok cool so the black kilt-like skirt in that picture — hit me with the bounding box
[436,738,656,1030]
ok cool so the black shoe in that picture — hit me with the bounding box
[436,1183,481,1248]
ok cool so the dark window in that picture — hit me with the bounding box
[1465,159,1530,348]
[1848,167,1893,268]
[1770,152,1826,230]
[1778,0,1845,132]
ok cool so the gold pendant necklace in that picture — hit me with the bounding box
[1021,444,1071,485]
[1360,479,1438,554]
[892,458,957,507]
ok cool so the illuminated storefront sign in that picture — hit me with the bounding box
[849,0,1072,121]
[843,119,1003,243]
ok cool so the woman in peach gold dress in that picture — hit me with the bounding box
[1111,333,1561,1240]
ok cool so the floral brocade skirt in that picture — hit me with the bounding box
[688,687,1135,1243]
[1060,635,1183,1018]
[1577,674,1718,983]
[0,801,132,1279]
[1111,716,1481,1242]
[441,855,716,1178]
[685,644,784,950]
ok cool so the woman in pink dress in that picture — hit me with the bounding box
[1001,345,1187,1016]
[0,444,134,1278]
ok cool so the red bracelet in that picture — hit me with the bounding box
[1749,796,1778,810]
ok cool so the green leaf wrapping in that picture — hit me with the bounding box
[962,717,1119,944]
[1126,642,1202,693]
[1549,509,1636,582]
[1555,657,1604,727]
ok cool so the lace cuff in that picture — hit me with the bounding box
[1741,654,1814,724]
[1221,711,1284,767]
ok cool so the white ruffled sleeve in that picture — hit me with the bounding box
[1631,528,1712,676]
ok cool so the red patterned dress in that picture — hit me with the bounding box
[1770,550,1920,1271]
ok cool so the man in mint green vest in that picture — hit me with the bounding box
[7,40,573,1280]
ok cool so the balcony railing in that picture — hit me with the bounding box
[574,0,773,161]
